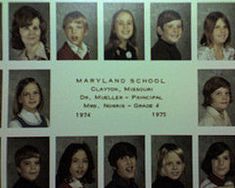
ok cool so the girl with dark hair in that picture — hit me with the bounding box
[199,76,232,126]
[9,77,49,128]
[56,143,95,188]
[200,142,235,188]
[105,9,138,60]
[198,12,234,60]
[11,5,50,60]
[152,143,185,188]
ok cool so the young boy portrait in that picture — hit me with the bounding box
[57,11,90,60]
[13,145,41,188]
[151,4,191,60]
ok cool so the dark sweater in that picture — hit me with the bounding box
[12,177,41,188]
[151,38,181,60]
[152,176,185,188]
[105,172,139,188]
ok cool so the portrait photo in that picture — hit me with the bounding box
[9,3,50,61]
[8,70,50,128]
[198,3,235,60]
[150,3,191,60]
[104,135,145,188]
[198,69,235,126]
[104,3,144,60]
[199,136,235,188]
[56,3,97,60]
[7,137,49,188]
[151,135,192,188]
[56,136,97,188]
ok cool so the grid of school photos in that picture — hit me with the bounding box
[0,0,234,188]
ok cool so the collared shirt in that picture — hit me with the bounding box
[9,108,49,128]
[198,46,235,60]
[199,106,232,126]
[67,40,88,59]
[18,42,49,60]
[69,178,83,188]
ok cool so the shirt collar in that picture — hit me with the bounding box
[67,40,88,59]
[69,178,83,188]
[19,42,48,60]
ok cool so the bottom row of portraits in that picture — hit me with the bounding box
[6,136,235,188]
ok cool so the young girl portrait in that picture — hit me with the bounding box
[152,143,185,188]
[104,3,144,60]
[10,3,50,60]
[198,10,235,60]
[56,142,95,188]
[152,136,192,188]
[200,141,235,188]
[9,71,50,128]
[199,75,233,126]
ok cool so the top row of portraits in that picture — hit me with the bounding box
[6,2,235,61]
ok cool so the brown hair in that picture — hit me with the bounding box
[200,12,231,47]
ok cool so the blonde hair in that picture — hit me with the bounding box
[157,143,184,176]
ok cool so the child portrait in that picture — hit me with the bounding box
[198,3,235,60]
[8,70,50,128]
[56,136,97,188]
[9,3,50,61]
[104,3,144,60]
[198,70,235,126]
[151,3,191,60]
[7,137,49,188]
[151,136,192,188]
[199,136,235,188]
[104,136,145,188]
[57,3,97,60]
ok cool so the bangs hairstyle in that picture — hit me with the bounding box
[202,76,232,107]
[157,10,183,37]
[11,5,47,49]
[56,143,95,186]
[106,9,137,50]
[157,143,184,176]
[201,142,235,176]
[13,77,44,116]
[108,142,137,168]
[200,12,231,47]
[63,11,88,30]
[15,145,40,167]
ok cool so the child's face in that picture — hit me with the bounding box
[114,11,134,42]
[19,17,41,47]
[64,19,87,47]
[17,157,40,181]
[161,151,184,180]
[212,18,229,45]
[19,82,41,112]
[210,87,230,112]
[116,155,136,180]
[158,20,182,44]
[69,149,89,180]
[212,150,230,179]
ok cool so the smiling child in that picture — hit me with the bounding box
[9,77,49,128]
[200,142,235,188]
[105,142,139,188]
[151,10,183,60]
[13,145,41,188]
[152,143,185,188]
[56,143,95,188]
